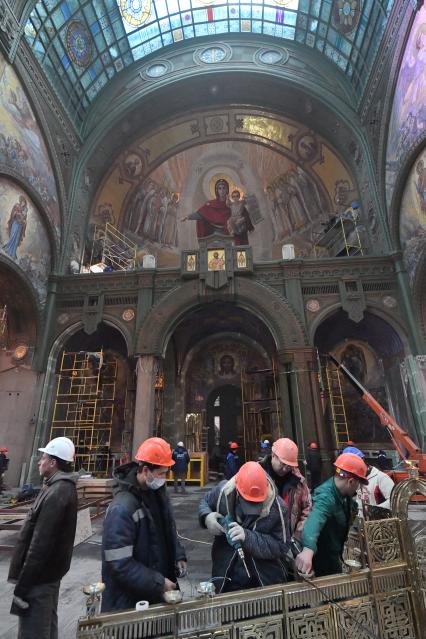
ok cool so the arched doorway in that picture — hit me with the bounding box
[207,384,242,468]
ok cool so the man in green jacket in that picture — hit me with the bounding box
[295,452,368,577]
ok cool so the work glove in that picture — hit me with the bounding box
[176,560,187,578]
[228,522,245,543]
[205,512,225,536]
[13,595,29,610]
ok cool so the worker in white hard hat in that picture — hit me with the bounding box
[8,437,78,638]
[172,441,190,493]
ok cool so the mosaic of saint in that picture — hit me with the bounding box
[387,4,426,205]
[399,146,426,284]
[0,178,51,302]
[0,52,60,241]
[92,120,357,267]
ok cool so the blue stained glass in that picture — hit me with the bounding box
[286,11,297,26]
[240,6,252,18]
[159,18,170,32]
[61,53,70,68]
[207,22,216,34]
[169,14,181,28]
[229,19,239,31]
[216,21,229,34]
[60,2,72,19]
[263,7,275,22]
[282,26,295,39]
[252,20,262,33]
[183,25,194,37]
[311,0,321,18]
[229,5,239,18]
[162,31,174,44]
[128,31,142,46]
[193,9,207,23]
[309,19,317,33]
[252,5,262,19]
[90,21,100,34]
[320,0,331,21]
[299,0,309,11]
[214,6,228,20]
[194,23,208,36]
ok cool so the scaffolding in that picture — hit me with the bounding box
[153,367,164,438]
[90,223,137,272]
[320,355,350,449]
[241,363,281,461]
[0,305,7,347]
[314,207,363,257]
[185,412,207,452]
[50,350,117,476]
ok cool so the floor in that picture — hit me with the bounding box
[0,485,214,639]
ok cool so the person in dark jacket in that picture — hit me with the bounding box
[306,441,322,490]
[224,441,241,479]
[199,461,290,593]
[8,436,77,639]
[102,437,187,612]
[172,441,190,493]
[295,452,368,577]
[0,446,9,492]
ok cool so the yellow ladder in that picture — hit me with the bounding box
[324,361,350,448]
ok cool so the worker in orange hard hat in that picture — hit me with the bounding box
[102,437,187,612]
[306,441,322,489]
[224,441,241,479]
[199,461,290,592]
[295,452,368,577]
[260,438,311,546]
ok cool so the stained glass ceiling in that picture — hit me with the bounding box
[25,0,394,126]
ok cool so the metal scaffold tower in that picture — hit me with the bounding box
[319,355,350,449]
[0,305,7,347]
[90,223,137,272]
[241,362,281,461]
[314,205,363,257]
[50,350,117,475]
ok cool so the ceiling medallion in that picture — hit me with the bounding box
[146,62,168,78]
[122,309,135,321]
[382,296,397,308]
[332,0,361,36]
[57,312,70,325]
[119,0,152,27]
[306,299,320,313]
[65,21,93,68]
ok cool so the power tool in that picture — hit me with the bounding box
[218,514,251,578]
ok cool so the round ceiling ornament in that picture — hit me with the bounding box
[306,299,320,313]
[382,296,397,308]
[119,0,152,27]
[332,0,361,36]
[122,308,135,322]
[57,312,70,325]
[65,21,93,68]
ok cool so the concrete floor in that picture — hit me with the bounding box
[0,485,214,639]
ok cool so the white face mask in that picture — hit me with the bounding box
[146,475,166,490]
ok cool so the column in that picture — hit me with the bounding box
[133,355,156,456]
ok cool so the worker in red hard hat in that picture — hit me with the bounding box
[260,438,312,545]
[295,452,368,577]
[102,437,187,612]
[224,441,241,479]
[306,441,322,489]
[199,461,290,593]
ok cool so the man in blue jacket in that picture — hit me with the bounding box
[172,442,190,493]
[102,437,187,611]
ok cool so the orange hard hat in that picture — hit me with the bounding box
[135,437,175,467]
[0,447,8,452]
[309,442,318,449]
[334,452,368,485]
[346,440,355,446]
[272,438,299,467]
[235,461,268,502]
[230,442,239,449]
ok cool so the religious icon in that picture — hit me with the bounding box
[3,195,27,259]
[218,354,236,377]
[237,250,247,268]
[208,249,225,271]
[186,253,197,271]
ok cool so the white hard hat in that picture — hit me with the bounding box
[39,437,75,462]
[177,441,184,447]
[263,440,270,445]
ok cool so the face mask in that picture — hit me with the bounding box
[146,475,166,490]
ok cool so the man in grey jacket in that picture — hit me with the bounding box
[199,461,290,593]
[8,437,78,639]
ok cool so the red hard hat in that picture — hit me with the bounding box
[272,438,299,467]
[0,447,8,452]
[235,462,268,502]
[309,442,318,449]
[334,452,368,485]
[230,442,239,449]
[346,440,355,446]
[135,437,174,467]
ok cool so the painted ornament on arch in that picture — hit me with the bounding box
[65,21,93,68]
[333,0,362,36]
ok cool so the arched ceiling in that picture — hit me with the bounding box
[24,0,394,125]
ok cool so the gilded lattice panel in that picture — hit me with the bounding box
[376,591,416,639]
[287,606,335,639]
[364,519,402,566]
[181,631,231,639]
[335,599,377,639]
[237,616,283,639]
